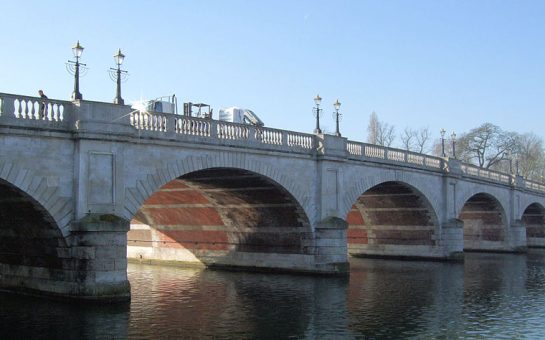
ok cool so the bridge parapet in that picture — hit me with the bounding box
[129,110,316,154]
[461,163,513,185]
[1,92,543,196]
[524,179,545,193]
[346,140,444,171]
[0,92,73,129]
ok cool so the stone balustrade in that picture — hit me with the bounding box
[461,164,512,184]
[0,91,543,193]
[347,141,443,171]
[0,92,71,127]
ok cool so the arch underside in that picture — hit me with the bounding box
[0,179,68,291]
[460,193,506,251]
[523,203,545,248]
[347,181,440,259]
[128,168,312,269]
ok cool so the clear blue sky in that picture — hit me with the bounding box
[1,0,544,144]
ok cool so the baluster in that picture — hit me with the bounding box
[32,99,40,120]
[21,99,29,119]
[51,103,57,121]
[13,99,20,118]
[28,100,35,119]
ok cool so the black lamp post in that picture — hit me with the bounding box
[333,99,342,136]
[313,94,322,134]
[451,132,457,159]
[111,49,127,105]
[440,128,446,157]
[68,41,85,101]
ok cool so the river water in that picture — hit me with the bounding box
[2,250,545,339]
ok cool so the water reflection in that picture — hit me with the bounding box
[2,251,545,338]
[0,293,129,339]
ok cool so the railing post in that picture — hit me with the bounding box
[281,130,287,146]
[446,157,462,176]
[209,119,218,139]
[0,96,15,118]
[165,114,176,138]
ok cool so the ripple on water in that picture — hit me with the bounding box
[3,251,545,338]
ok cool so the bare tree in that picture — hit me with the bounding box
[515,133,545,180]
[401,127,430,153]
[377,123,396,147]
[401,127,415,151]
[367,111,395,147]
[367,111,379,144]
[457,123,517,169]
[415,127,431,153]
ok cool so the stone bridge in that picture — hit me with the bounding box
[0,92,544,301]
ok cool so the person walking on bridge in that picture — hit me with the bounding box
[38,89,47,119]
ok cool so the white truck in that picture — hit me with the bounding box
[133,96,265,126]
[218,107,264,127]
[135,95,178,114]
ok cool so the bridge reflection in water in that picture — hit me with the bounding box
[1,251,545,338]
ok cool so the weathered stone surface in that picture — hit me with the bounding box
[0,94,544,299]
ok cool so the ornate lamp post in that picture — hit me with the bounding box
[67,41,85,101]
[451,132,457,159]
[440,128,446,157]
[110,49,128,105]
[313,94,322,134]
[333,99,342,136]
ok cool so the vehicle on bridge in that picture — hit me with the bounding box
[133,95,178,114]
[218,107,264,127]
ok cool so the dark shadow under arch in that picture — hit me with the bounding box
[523,203,545,248]
[459,193,506,251]
[128,168,311,267]
[346,181,439,259]
[0,178,67,270]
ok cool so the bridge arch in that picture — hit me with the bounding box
[454,183,510,224]
[458,192,507,251]
[0,159,71,236]
[521,202,545,247]
[345,179,441,259]
[0,177,69,285]
[341,169,442,222]
[123,153,314,226]
[127,167,312,267]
